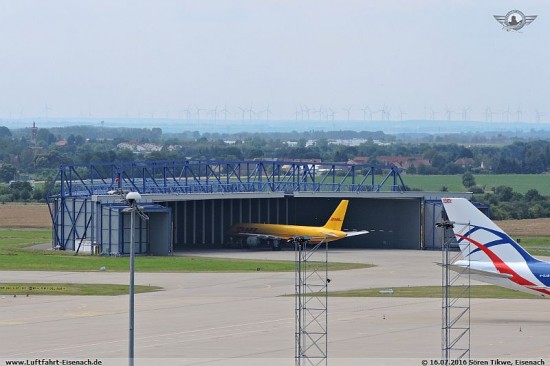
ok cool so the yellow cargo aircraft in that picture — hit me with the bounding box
[228,199,368,250]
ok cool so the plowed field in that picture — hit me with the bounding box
[0,204,51,228]
[495,218,550,237]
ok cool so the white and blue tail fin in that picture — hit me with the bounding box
[441,198,538,264]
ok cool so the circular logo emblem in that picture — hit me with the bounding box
[505,10,526,31]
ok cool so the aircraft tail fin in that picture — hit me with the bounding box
[441,198,538,264]
[322,200,349,231]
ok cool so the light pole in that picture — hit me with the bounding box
[124,191,142,366]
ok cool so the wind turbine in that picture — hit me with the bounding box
[43,102,52,120]
[445,106,454,121]
[264,105,271,121]
[379,105,391,121]
[238,106,247,121]
[295,106,301,121]
[399,108,407,121]
[220,105,229,120]
[360,106,371,121]
[342,106,352,121]
[515,105,522,122]
[385,107,392,121]
[484,107,497,122]
[303,105,311,120]
[181,108,191,120]
[195,106,205,121]
[328,108,336,121]
[535,109,545,123]
[429,108,438,121]
[460,107,470,121]
[313,105,323,120]
[368,107,375,120]
[375,108,383,121]
[210,106,218,121]
[248,104,254,120]
[491,108,497,122]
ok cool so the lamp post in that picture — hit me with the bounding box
[125,191,142,366]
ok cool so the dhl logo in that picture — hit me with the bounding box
[330,218,342,222]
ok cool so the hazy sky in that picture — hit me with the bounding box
[0,0,548,122]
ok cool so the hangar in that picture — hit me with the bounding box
[47,160,471,255]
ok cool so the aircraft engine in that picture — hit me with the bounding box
[246,237,261,247]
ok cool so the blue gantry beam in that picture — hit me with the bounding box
[48,160,407,198]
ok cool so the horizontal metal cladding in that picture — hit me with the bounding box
[46,160,408,199]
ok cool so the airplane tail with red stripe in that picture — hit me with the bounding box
[441,198,537,264]
[442,198,550,298]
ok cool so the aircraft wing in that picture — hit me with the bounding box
[236,232,286,240]
[240,233,342,241]
[344,230,369,237]
[435,263,513,279]
[526,285,550,290]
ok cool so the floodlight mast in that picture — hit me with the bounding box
[108,189,142,366]
[126,192,137,366]
[126,191,141,366]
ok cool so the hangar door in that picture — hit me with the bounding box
[169,196,421,250]
[290,197,422,249]
[424,200,490,250]
[423,201,452,250]
[99,204,172,255]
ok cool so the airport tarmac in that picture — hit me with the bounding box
[1,249,549,366]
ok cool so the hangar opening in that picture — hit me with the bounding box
[164,196,422,250]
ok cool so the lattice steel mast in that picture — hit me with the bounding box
[438,221,471,361]
[294,236,329,366]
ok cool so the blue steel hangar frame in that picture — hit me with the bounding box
[47,160,407,251]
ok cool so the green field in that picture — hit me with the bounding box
[518,237,550,257]
[0,229,372,272]
[0,283,162,296]
[402,174,550,195]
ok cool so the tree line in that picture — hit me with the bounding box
[3,125,550,176]
[2,125,550,221]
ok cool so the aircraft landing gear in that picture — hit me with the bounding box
[271,239,282,251]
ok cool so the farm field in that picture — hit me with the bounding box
[0,203,51,228]
[403,173,550,194]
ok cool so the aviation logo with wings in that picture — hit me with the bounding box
[494,10,537,32]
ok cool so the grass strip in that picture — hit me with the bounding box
[518,237,550,257]
[0,253,373,272]
[0,283,162,296]
[0,229,373,272]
